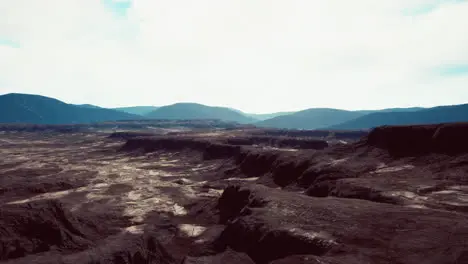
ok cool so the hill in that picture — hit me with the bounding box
[0,93,141,124]
[246,111,295,121]
[146,103,256,124]
[329,104,468,129]
[228,108,295,121]
[256,108,368,129]
[376,107,424,112]
[113,106,159,116]
[74,104,102,109]
[256,107,427,130]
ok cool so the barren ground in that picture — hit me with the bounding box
[1,124,468,264]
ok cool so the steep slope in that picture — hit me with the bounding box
[114,106,159,116]
[0,93,140,124]
[329,104,468,129]
[256,108,367,129]
[146,103,256,124]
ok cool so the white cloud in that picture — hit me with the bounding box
[1,0,468,113]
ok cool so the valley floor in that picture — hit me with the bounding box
[0,128,467,264]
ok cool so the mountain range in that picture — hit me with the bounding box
[0,93,140,124]
[257,107,426,130]
[227,108,294,121]
[145,103,256,124]
[113,106,160,116]
[256,108,367,130]
[328,104,468,129]
[1,93,467,129]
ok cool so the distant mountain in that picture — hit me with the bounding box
[328,104,468,130]
[246,112,296,121]
[75,104,102,109]
[256,108,368,129]
[255,107,428,130]
[0,93,141,124]
[75,104,159,115]
[114,106,159,116]
[227,108,295,121]
[3,93,448,128]
[146,103,256,124]
[377,107,425,112]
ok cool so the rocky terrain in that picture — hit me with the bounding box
[0,119,252,133]
[0,123,467,264]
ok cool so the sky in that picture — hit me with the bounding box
[1,0,468,114]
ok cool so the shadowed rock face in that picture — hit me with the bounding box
[224,136,329,150]
[250,129,368,141]
[0,200,95,260]
[120,136,328,155]
[215,184,468,264]
[365,123,468,156]
[0,200,175,264]
[120,137,243,161]
[182,249,255,264]
[108,132,157,140]
[236,151,280,177]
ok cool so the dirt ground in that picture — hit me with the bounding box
[1,125,468,264]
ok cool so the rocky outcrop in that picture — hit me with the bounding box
[251,129,368,140]
[108,132,156,140]
[225,136,328,150]
[214,184,468,264]
[0,200,175,264]
[182,249,255,264]
[121,137,242,160]
[0,200,98,261]
[121,136,328,156]
[364,122,468,156]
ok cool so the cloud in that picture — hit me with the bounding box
[0,0,468,113]
[0,37,20,48]
[402,0,465,15]
[436,64,468,76]
[102,0,132,16]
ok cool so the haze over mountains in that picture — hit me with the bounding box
[1,93,468,129]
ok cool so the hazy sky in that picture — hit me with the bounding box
[1,0,468,113]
